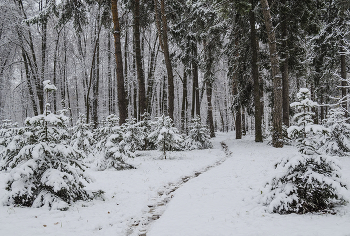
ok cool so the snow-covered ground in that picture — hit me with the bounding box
[1,132,350,236]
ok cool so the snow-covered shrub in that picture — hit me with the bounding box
[148,115,183,158]
[0,120,19,147]
[70,113,95,157]
[138,112,156,150]
[121,118,145,157]
[184,116,212,150]
[92,115,134,170]
[262,154,348,214]
[320,108,350,156]
[262,88,348,214]
[287,88,328,154]
[3,81,93,210]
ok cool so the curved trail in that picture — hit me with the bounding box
[126,142,232,236]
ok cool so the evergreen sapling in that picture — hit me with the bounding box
[93,115,134,170]
[262,88,348,214]
[148,115,183,159]
[184,116,213,150]
[3,81,94,210]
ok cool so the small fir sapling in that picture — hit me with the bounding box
[0,121,26,170]
[121,118,146,157]
[148,115,183,159]
[184,116,213,150]
[320,108,350,156]
[3,80,94,210]
[70,113,96,157]
[138,112,156,150]
[287,88,328,154]
[262,88,348,214]
[0,120,20,147]
[93,115,134,170]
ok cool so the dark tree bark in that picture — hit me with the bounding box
[181,69,188,133]
[133,0,147,116]
[92,28,100,129]
[40,0,48,114]
[147,37,159,114]
[191,41,200,118]
[111,0,128,125]
[107,33,115,115]
[22,51,38,116]
[235,105,242,139]
[341,46,347,112]
[260,0,283,148]
[250,1,263,142]
[154,0,174,120]
[242,109,246,136]
[206,81,215,138]
[204,40,215,138]
[281,0,290,126]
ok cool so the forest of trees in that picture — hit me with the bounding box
[0,0,350,148]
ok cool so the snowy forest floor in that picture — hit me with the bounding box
[1,132,350,236]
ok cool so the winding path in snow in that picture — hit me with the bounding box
[126,142,232,236]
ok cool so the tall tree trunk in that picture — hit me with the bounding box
[181,69,188,132]
[341,46,347,113]
[191,40,200,118]
[206,81,215,138]
[235,105,242,139]
[40,0,48,114]
[204,40,215,138]
[107,33,114,115]
[147,37,159,114]
[250,1,263,142]
[133,0,147,115]
[260,0,283,148]
[22,51,38,116]
[154,0,174,120]
[92,28,100,129]
[242,109,246,136]
[111,0,128,125]
[281,0,289,126]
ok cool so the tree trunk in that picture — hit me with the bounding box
[281,0,290,126]
[181,69,188,132]
[191,40,200,118]
[40,0,48,114]
[250,1,263,142]
[155,0,174,120]
[22,51,38,116]
[111,0,128,125]
[107,33,115,115]
[204,40,215,138]
[133,0,147,115]
[341,46,347,113]
[260,0,283,148]
[206,82,215,138]
[235,105,242,139]
[147,37,159,114]
[92,28,100,129]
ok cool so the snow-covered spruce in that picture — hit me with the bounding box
[3,81,94,210]
[148,115,183,159]
[262,154,348,214]
[0,120,19,147]
[138,112,156,150]
[320,108,350,156]
[184,116,212,150]
[262,88,348,214]
[287,88,328,154]
[92,115,134,170]
[121,118,146,157]
[70,113,96,157]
